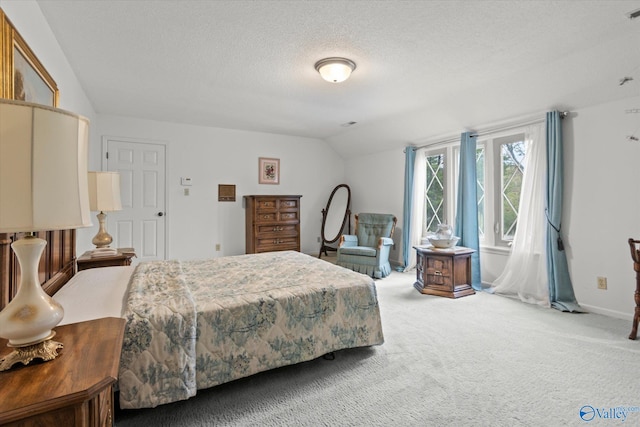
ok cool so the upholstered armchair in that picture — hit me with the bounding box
[337,213,397,279]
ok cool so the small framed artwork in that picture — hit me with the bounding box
[258,157,280,185]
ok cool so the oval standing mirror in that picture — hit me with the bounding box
[318,184,351,258]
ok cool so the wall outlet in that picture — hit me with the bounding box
[317,237,321,243]
[215,244,221,251]
[597,276,607,290]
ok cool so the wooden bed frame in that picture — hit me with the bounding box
[0,230,76,310]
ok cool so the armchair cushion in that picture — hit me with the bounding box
[339,246,378,257]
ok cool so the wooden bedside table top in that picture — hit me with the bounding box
[0,317,125,424]
[77,248,136,262]
[413,245,475,256]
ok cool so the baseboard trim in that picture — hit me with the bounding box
[578,303,633,321]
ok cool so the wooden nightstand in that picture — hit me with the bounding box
[414,245,476,298]
[0,317,126,426]
[77,248,136,271]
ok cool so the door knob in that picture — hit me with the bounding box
[157,212,164,217]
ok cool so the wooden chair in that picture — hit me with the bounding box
[628,238,640,340]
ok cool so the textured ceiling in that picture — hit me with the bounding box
[37,0,640,158]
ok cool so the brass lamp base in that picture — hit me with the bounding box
[92,211,113,248]
[0,335,63,371]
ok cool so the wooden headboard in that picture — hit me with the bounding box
[0,230,76,310]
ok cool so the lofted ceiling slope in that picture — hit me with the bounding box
[36,0,640,158]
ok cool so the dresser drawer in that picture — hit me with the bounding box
[256,212,278,222]
[278,199,299,210]
[256,236,299,252]
[256,224,298,236]
[256,199,278,211]
[278,211,299,222]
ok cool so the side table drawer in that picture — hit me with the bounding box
[425,256,452,287]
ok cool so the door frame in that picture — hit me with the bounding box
[101,135,169,260]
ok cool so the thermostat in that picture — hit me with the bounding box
[181,177,192,186]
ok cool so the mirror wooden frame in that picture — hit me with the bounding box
[318,184,351,258]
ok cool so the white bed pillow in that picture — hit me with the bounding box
[55,266,134,325]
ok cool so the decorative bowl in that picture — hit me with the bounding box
[428,236,460,249]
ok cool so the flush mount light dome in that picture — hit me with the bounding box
[314,57,356,83]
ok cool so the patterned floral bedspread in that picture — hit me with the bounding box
[118,251,384,409]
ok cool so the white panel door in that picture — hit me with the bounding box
[104,137,166,262]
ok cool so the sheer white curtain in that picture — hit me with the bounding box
[490,123,549,306]
[404,151,426,272]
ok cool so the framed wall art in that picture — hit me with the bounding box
[1,8,59,106]
[258,157,280,185]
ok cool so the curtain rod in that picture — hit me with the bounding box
[408,111,569,152]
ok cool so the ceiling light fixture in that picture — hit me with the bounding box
[315,57,356,83]
[628,8,640,19]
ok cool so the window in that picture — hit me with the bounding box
[481,133,526,247]
[423,150,446,234]
[497,135,526,242]
[476,146,485,240]
[423,131,527,248]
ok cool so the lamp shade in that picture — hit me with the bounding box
[314,57,356,83]
[0,99,92,233]
[88,171,122,212]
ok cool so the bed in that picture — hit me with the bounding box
[1,235,384,410]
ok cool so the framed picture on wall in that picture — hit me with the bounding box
[0,8,59,106]
[258,157,280,185]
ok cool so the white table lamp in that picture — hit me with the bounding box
[0,99,91,370]
[88,171,122,248]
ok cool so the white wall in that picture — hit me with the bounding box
[346,96,640,320]
[342,149,406,265]
[93,115,346,260]
[565,96,640,319]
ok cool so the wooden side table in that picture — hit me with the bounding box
[0,317,126,426]
[77,248,136,271]
[414,245,476,298]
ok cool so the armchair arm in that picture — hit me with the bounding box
[376,238,393,263]
[339,234,358,248]
[378,237,394,248]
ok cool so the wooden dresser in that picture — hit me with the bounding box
[413,245,476,298]
[0,317,126,427]
[244,195,302,254]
